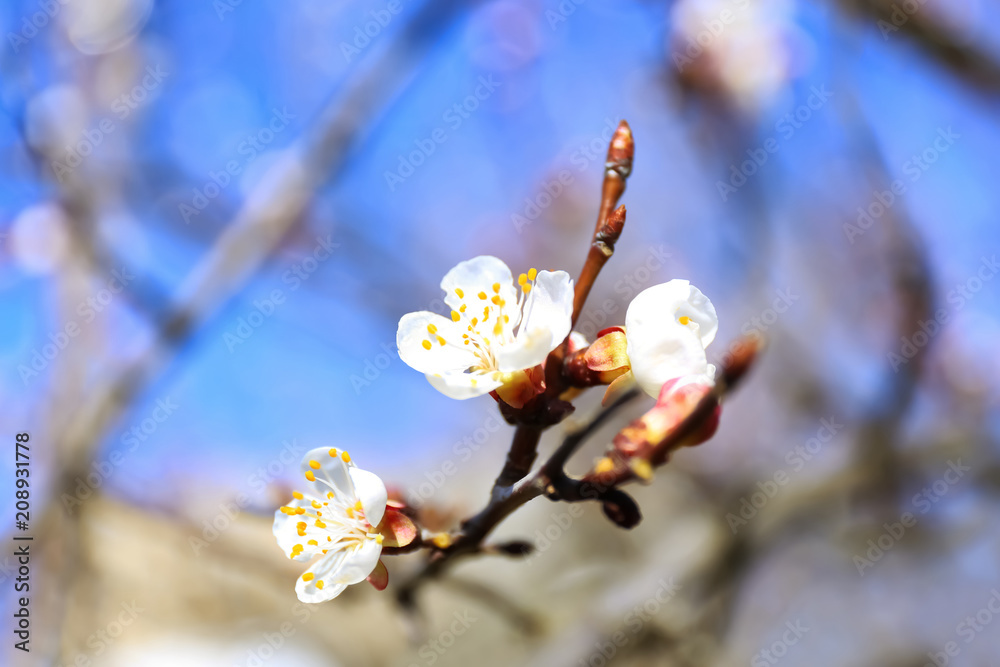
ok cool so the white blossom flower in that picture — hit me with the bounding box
[397,255,574,405]
[273,447,388,603]
[623,280,718,398]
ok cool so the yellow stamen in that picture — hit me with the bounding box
[460,304,467,312]
[455,288,464,298]
[436,335,446,346]
[292,491,304,500]
[492,282,501,293]
[478,291,487,300]
[296,522,307,530]
[327,492,335,499]
[523,284,532,294]
[422,340,432,350]
[316,581,325,590]
[594,457,615,474]
[427,324,437,334]
[341,451,351,463]
[375,534,384,545]
[631,459,654,482]
[328,448,338,458]
[308,460,321,470]
[451,310,460,322]
[305,471,315,482]
[491,295,502,305]
[295,507,306,515]
[679,316,691,325]
[311,500,322,509]
[527,268,537,280]
[518,273,527,286]
[431,533,453,549]
[307,539,318,546]
[302,573,314,582]
[315,519,327,528]
[493,322,503,335]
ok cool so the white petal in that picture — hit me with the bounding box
[397,311,479,375]
[625,281,718,399]
[300,447,354,498]
[273,505,315,562]
[627,280,717,347]
[625,325,712,399]
[296,578,348,604]
[495,327,554,372]
[349,467,387,528]
[518,270,574,347]
[440,255,516,313]
[331,538,383,585]
[426,369,502,399]
[295,549,352,603]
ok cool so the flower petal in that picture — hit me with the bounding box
[518,269,573,346]
[625,280,718,398]
[494,327,554,373]
[426,369,502,399]
[331,538,383,585]
[628,280,717,347]
[440,255,517,313]
[349,467,387,528]
[273,503,318,562]
[300,447,354,499]
[397,311,479,376]
[295,549,351,603]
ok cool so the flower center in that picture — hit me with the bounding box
[420,269,540,374]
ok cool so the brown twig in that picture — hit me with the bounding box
[398,121,636,605]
